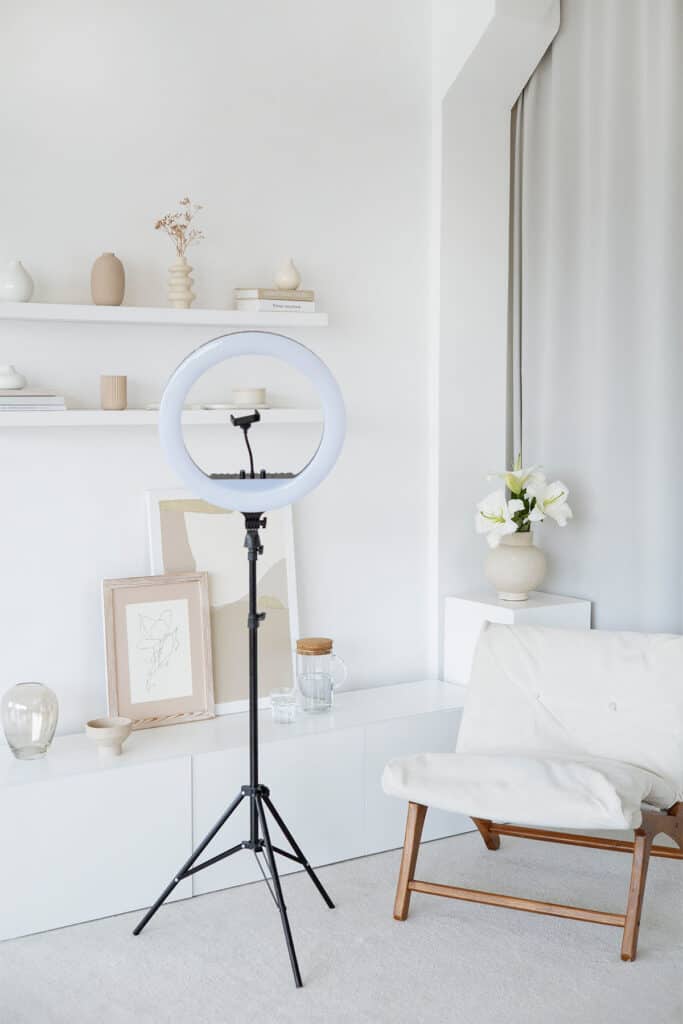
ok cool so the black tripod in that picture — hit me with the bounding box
[133,421,335,987]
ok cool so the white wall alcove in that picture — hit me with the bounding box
[432,0,560,670]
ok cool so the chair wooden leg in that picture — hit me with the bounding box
[394,802,427,921]
[621,829,653,962]
[472,817,500,851]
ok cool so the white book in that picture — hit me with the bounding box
[0,389,63,399]
[0,395,65,405]
[234,288,315,302]
[235,299,316,313]
[0,404,66,411]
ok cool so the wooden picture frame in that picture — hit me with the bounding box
[103,572,214,730]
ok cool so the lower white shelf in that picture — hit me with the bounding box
[0,680,469,940]
[0,408,322,427]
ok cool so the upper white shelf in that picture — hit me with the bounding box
[0,302,328,328]
[0,408,322,427]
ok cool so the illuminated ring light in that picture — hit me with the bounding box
[159,331,346,512]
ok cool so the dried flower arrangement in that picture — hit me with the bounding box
[154,197,205,258]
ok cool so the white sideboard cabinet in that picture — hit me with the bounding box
[0,680,468,941]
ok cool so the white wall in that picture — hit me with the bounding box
[0,1,432,733]
[435,0,559,670]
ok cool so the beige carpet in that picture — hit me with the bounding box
[1,830,681,1023]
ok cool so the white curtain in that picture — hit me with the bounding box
[514,0,683,631]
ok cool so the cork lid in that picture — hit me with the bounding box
[296,637,333,655]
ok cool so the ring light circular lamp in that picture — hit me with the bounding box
[159,331,346,512]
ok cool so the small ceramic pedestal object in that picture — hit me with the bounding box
[100,375,127,410]
[0,260,34,302]
[85,717,132,757]
[91,252,125,306]
[168,256,195,308]
[485,531,547,601]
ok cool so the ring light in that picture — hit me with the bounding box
[139,329,345,987]
[159,330,345,512]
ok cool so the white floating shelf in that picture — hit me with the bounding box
[0,302,328,328]
[0,408,322,427]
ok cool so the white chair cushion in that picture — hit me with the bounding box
[457,623,683,802]
[382,752,679,830]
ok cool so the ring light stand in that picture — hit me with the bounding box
[133,332,346,988]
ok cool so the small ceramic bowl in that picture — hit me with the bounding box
[85,716,133,757]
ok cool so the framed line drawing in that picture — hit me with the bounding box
[145,489,299,715]
[103,572,214,729]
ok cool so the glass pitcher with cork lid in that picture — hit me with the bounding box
[295,637,347,713]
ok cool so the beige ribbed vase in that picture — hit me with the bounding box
[100,375,127,411]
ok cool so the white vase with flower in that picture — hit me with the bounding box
[475,456,573,601]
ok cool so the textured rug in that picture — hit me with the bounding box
[1,830,681,1023]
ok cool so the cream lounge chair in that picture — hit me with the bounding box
[383,623,683,960]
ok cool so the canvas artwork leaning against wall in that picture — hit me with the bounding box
[146,489,299,714]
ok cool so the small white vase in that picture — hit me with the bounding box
[0,260,34,303]
[0,364,26,389]
[274,257,301,290]
[168,256,195,308]
[485,531,546,601]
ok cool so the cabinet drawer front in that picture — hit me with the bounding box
[0,757,192,941]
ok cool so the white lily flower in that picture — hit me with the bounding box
[475,490,524,548]
[488,463,546,496]
[526,479,573,526]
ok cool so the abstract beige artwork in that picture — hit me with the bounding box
[146,490,299,713]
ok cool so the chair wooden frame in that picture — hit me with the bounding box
[393,801,682,960]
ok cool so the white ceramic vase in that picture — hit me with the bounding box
[485,531,546,601]
[168,256,195,308]
[274,257,301,290]
[0,259,34,303]
[0,364,26,389]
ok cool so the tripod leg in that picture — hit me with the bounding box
[255,794,303,988]
[133,790,245,936]
[262,793,335,909]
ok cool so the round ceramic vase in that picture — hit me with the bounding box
[485,531,547,601]
[0,260,34,302]
[91,252,125,306]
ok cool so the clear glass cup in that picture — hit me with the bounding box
[270,687,297,725]
[296,644,347,714]
[1,682,59,759]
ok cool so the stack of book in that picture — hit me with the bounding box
[234,288,316,313]
[0,389,66,412]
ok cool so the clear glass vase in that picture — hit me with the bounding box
[1,682,59,760]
